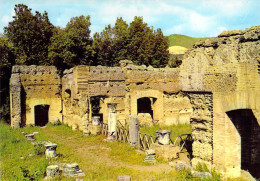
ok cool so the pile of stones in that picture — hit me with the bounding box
[144,149,156,163]
[62,163,85,177]
[45,163,85,179]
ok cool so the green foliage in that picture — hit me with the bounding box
[33,143,45,155]
[4,4,54,65]
[168,54,183,68]
[48,15,94,71]
[93,16,170,67]
[175,169,193,181]
[140,123,191,141]
[0,122,48,180]
[108,141,147,165]
[0,36,15,123]
[167,34,212,48]
[93,18,129,66]
[194,162,222,181]
[195,162,210,172]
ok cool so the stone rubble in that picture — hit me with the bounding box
[143,149,156,163]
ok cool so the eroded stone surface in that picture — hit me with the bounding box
[9,25,260,178]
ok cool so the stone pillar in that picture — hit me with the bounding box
[156,130,170,145]
[45,143,57,159]
[129,115,139,147]
[10,73,22,128]
[107,103,117,140]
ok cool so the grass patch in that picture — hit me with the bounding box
[139,123,191,142]
[0,122,249,181]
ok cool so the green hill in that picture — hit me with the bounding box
[166,34,213,49]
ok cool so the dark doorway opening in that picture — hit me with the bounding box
[137,97,154,118]
[90,96,105,123]
[226,109,260,178]
[35,105,50,126]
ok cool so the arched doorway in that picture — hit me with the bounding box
[34,105,50,126]
[226,109,260,178]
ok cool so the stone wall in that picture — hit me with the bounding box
[180,25,260,177]
[10,65,62,127]
[9,25,260,178]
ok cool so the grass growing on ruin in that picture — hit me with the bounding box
[0,122,49,180]
[139,123,192,142]
[0,122,249,181]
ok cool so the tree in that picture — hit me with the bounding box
[92,25,114,66]
[49,15,94,70]
[152,28,170,67]
[4,4,54,65]
[93,16,170,67]
[0,36,16,122]
[93,18,129,66]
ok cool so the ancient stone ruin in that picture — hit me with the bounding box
[10,26,260,178]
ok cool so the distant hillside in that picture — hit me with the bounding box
[168,46,188,55]
[166,34,213,49]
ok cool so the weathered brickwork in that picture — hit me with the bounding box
[9,25,260,178]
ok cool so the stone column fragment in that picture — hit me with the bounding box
[107,103,117,139]
[129,114,139,147]
[10,73,22,128]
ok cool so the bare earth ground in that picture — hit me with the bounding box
[40,127,178,180]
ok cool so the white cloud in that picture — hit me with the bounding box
[210,26,227,37]
[200,0,250,17]
[1,15,12,24]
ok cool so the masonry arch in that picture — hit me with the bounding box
[213,91,260,177]
[130,90,163,122]
[226,109,260,178]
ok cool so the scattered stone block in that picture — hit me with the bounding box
[63,163,85,177]
[88,125,101,135]
[25,134,35,141]
[150,143,180,161]
[172,161,192,171]
[117,175,131,181]
[46,165,59,178]
[144,149,156,163]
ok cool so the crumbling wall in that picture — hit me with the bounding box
[10,65,62,127]
[189,93,213,167]
[180,25,260,177]
[61,62,184,128]
[62,65,126,130]
[124,62,182,125]
[163,92,192,125]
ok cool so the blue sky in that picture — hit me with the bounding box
[0,0,259,37]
